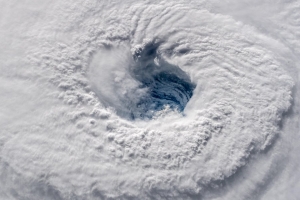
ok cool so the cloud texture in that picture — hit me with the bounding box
[0,0,299,199]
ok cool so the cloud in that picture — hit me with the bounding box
[0,0,298,199]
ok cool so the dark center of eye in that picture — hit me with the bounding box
[129,42,196,119]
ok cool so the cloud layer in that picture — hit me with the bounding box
[0,0,298,199]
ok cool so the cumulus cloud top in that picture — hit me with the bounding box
[0,0,298,200]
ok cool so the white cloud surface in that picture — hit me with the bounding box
[0,0,299,199]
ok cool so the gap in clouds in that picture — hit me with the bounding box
[88,41,196,120]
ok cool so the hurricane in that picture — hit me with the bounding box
[1,0,299,200]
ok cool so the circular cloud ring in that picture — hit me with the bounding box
[19,1,294,199]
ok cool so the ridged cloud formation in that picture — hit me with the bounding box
[0,0,297,200]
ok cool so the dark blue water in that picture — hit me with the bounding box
[129,42,196,119]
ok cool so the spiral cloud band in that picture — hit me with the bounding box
[0,0,298,200]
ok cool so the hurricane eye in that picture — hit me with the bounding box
[130,43,196,119]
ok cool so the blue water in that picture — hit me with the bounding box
[129,42,196,119]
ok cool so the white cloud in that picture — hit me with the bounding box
[0,0,298,199]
